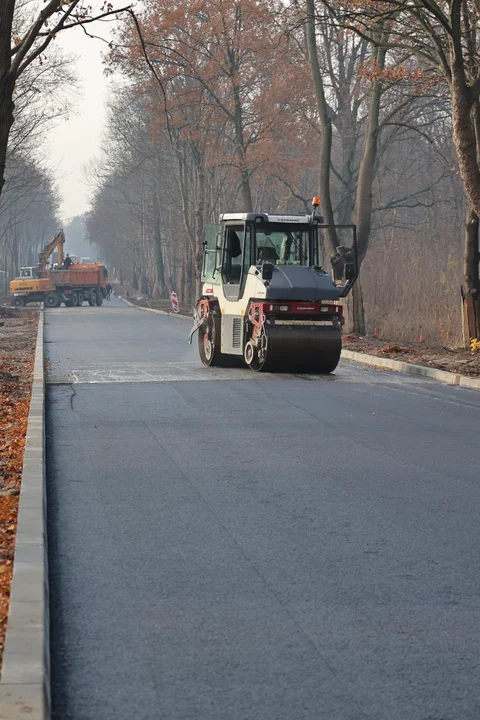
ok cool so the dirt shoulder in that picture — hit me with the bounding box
[343,334,480,378]
[0,307,38,673]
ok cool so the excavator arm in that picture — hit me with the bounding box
[37,230,65,275]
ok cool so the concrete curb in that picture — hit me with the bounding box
[341,348,480,391]
[117,295,192,322]
[0,311,50,719]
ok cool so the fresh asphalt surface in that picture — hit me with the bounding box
[46,296,480,720]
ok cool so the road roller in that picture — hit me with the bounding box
[188,199,358,373]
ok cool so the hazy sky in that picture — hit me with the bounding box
[46,17,117,223]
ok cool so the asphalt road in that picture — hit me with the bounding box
[46,297,480,720]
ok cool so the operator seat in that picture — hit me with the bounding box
[257,246,279,263]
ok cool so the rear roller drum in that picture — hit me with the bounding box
[244,335,270,372]
[245,325,342,374]
[198,316,239,367]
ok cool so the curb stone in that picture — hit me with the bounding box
[341,348,480,391]
[0,311,49,719]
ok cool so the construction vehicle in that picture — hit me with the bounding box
[189,198,358,373]
[10,230,108,308]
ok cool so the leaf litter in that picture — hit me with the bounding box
[0,309,38,674]
[343,334,480,377]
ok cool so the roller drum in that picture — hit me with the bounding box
[249,324,341,373]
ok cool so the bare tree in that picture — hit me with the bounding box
[0,152,58,293]
[0,0,130,201]
[330,0,480,339]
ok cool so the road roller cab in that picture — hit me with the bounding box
[190,200,358,373]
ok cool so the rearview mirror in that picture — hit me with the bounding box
[345,262,356,281]
[262,263,274,281]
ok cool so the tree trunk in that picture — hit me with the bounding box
[239,165,253,214]
[233,87,253,212]
[305,0,337,254]
[185,251,195,305]
[0,78,15,199]
[349,41,385,334]
[450,42,480,218]
[352,279,365,336]
[462,205,480,343]
[193,156,206,298]
[152,185,167,298]
[0,1,16,200]
[344,279,365,335]
[318,119,337,254]
[179,256,187,304]
[355,42,385,266]
[152,232,167,298]
[336,102,358,225]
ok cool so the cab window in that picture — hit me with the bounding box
[202,224,221,282]
[223,225,244,284]
[255,227,309,265]
[241,224,252,290]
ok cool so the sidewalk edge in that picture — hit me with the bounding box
[341,348,480,390]
[0,311,49,719]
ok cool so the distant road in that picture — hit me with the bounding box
[46,297,480,720]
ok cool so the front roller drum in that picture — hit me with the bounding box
[199,315,220,366]
[199,315,237,367]
[245,325,342,373]
[198,315,242,368]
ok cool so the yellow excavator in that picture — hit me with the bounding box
[10,230,107,307]
[10,230,66,306]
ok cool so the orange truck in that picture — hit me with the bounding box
[10,230,108,308]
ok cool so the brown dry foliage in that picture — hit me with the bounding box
[343,333,480,377]
[0,310,38,673]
